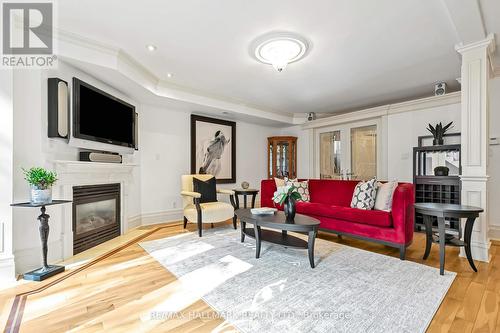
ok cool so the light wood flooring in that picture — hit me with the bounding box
[1,220,500,333]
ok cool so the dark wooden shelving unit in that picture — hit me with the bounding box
[413,136,461,234]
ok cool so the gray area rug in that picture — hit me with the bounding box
[140,226,455,333]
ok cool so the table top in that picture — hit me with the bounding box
[11,200,72,208]
[235,208,319,230]
[233,188,259,194]
[414,202,484,214]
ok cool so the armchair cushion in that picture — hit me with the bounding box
[193,176,217,203]
[217,188,235,195]
[184,202,234,223]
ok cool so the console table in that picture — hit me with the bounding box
[11,200,72,281]
[414,202,483,275]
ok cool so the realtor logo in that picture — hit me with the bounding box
[1,1,56,68]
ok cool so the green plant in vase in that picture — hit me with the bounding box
[23,167,58,205]
[272,184,302,223]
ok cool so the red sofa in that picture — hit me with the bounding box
[260,179,415,259]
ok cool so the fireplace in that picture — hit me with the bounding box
[73,183,121,254]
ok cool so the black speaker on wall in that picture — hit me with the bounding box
[48,78,69,139]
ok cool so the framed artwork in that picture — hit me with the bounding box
[191,115,236,183]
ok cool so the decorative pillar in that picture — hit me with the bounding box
[456,35,495,262]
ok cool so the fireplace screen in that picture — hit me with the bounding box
[75,199,117,235]
[73,183,121,254]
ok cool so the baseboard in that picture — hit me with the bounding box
[140,209,184,225]
[127,214,142,229]
[14,240,64,274]
[489,225,500,240]
[0,255,16,284]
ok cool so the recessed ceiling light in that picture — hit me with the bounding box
[251,32,309,72]
[146,44,157,52]
[167,73,172,78]
[222,111,230,115]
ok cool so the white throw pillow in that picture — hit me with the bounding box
[274,177,297,188]
[286,180,310,202]
[374,181,398,211]
[350,178,378,210]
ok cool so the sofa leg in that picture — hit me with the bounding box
[183,216,188,229]
[399,246,406,260]
[233,215,237,229]
[337,234,342,240]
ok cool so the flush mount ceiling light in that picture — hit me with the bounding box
[146,44,157,52]
[252,32,309,72]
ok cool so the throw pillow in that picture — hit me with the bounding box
[350,178,378,210]
[374,181,398,211]
[286,180,310,202]
[193,176,217,203]
[274,177,297,188]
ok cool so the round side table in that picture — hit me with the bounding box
[233,189,259,209]
[414,202,483,275]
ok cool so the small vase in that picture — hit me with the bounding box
[284,196,296,223]
[433,138,444,146]
[30,186,52,205]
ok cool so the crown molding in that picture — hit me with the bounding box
[56,29,294,125]
[301,92,461,130]
[455,34,495,55]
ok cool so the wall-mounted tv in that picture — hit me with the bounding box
[73,78,136,148]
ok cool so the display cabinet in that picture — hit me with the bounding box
[268,136,297,179]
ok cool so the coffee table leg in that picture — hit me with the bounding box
[254,224,261,259]
[241,221,246,243]
[308,229,317,268]
[464,217,478,272]
[437,217,446,275]
[423,215,433,260]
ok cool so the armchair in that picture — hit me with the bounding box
[181,174,237,237]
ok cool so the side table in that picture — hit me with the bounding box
[11,200,72,281]
[414,202,483,275]
[233,189,259,209]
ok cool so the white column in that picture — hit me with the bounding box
[456,35,495,262]
[0,69,16,282]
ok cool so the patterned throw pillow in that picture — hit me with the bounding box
[274,177,297,188]
[350,178,378,210]
[286,180,310,202]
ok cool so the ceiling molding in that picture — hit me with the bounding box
[455,33,495,54]
[56,29,295,125]
[301,92,461,130]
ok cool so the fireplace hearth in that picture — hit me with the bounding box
[73,183,121,254]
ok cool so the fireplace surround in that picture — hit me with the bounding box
[73,183,121,254]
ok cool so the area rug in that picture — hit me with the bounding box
[140,226,455,333]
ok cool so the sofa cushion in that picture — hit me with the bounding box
[286,180,310,202]
[350,178,378,210]
[308,179,359,206]
[295,202,392,228]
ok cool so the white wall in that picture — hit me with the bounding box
[0,69,16,282]
[139,104,278,223]
[386,104,461,182]
[11,62,141,273]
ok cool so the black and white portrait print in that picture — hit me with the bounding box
[191,115,236,183]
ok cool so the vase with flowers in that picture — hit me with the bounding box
[272,184,302,223]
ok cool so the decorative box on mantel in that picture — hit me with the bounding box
[51,160,138,260]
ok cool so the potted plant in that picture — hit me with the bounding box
[427,121,453,145]
[23,167,57,205]
[272,184,302,223]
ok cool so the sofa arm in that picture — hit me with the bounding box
[181,191,201,199]
[391,183,415,246]
[261,179,277,208]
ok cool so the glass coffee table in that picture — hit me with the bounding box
[235,208,320,268]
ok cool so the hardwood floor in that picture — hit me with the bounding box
[1,221,499,333]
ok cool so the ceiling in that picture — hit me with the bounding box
[56,0,499,119]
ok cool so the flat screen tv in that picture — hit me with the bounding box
[73,78,136,148]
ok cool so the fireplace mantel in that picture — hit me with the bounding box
[51,160,138,260]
